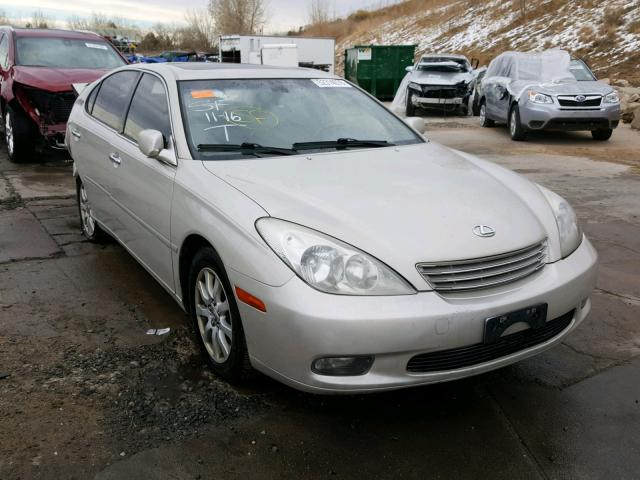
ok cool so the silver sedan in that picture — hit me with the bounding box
[67,63,597,393]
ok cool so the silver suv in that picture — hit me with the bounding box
[479,51,620,141]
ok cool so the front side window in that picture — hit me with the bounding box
[179,78,422,160]
[15,37,125,69]
[0,34,9,70]
[569,59,596,81]
[92,71,139,131]
[124,73,171,144]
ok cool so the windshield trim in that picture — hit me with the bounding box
[177,77,425,161]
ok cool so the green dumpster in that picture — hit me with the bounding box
[344,45,416,100]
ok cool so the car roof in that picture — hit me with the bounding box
[8,27,104,40]
[128,62,337,81]
[420,53,468,60]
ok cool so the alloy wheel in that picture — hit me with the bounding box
[5,112,13,156]
[479,104,486,124]
[194,267,233,363]
[510,111,517,137]
[79,182,96,237]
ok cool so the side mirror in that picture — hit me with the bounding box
[405,66,414,72]
[404,116,426,134]
[138,129,164,158]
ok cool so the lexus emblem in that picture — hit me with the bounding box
[473,225,496,238]
[575,95,586,103]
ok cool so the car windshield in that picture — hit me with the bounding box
[569,59,596,81]
[16,37,125,69]
[179,78,423,160]
[417,57,470,73]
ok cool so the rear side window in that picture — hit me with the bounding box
[123,73,172,144]
[92,71,139,131]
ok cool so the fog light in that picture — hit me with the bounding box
[311,356,373,376]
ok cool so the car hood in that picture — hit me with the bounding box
[202,143,549,290]
[410,70,474,86]
[510,79,614,96]
[12,66,109,92]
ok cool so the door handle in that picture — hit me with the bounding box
[108,152,121,165]
[70,128,81,139]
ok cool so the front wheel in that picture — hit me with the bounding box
[509,106,527,141]
[591,128,613,141]
[189,247,252,381]
[5,105,35,163]
[479,101,494,127]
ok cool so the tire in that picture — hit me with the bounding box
[189,247,252,382]
[76,177,109,243]
[472,94,481,116]
[4,105,35,163]
[591,129,613,141]
[479,101,494,127]
[406,91,416,117]
[509,105,527,141]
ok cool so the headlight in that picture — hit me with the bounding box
[256,218,415,295]
[604,91,619,104]
[528,90,553,104]
[538,186,582,258]
[408,82,423,92]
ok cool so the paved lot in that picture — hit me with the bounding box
[1,120,639,480]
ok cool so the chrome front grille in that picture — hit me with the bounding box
[417,240,547,292]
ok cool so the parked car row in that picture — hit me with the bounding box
[394,49,620,141]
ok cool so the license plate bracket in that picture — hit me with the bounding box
[483,303,548,344]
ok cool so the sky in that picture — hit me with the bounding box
[0,0,399,31]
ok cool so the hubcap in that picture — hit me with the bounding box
[194,267,232,363]
[5,113,13,155]
[79,183,96,237]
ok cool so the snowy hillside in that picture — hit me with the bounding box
[313,0,640,84]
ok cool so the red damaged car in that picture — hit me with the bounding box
[0,27,126,162]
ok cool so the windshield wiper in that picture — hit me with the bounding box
[197,143,297,156]
[292,138,395,151]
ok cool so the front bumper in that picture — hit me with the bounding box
[231,237,598,394]
[520,101,620,131]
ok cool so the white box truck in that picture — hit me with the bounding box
[219,35,335,73]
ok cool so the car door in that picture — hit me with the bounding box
[70,70,140,231]
[0,33,10,113]
[493,60,514,121]
[108,72,177,292]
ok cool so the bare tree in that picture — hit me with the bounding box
[182,8,216,48]
[208,0,268,34]
[28,10,52,29]
[309,0,331,25]
[0,9,11,26]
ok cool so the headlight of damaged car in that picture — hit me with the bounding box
[604,91,620,104]
[538,186,583,258]
[528,90,553,104]
[256,218,415,295]
[409,82,422,92]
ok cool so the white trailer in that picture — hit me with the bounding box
[260,44,299,68]
[219,35,335,73]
